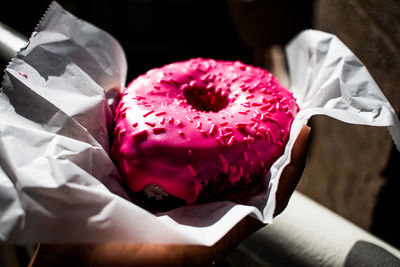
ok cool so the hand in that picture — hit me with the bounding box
[274,124,310,216]
[30,125,310,267]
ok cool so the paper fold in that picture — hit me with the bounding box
[286,30,400,149]
[1,3,399,245]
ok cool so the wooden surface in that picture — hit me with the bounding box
[297,0,400,243]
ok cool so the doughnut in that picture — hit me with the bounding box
[111,58,299,204]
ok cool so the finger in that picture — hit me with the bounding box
[274,125,310,216]
[290,125,311,170]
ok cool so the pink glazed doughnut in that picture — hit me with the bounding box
[111,58,299,204]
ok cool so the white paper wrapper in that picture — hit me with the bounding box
[1,2,399,245]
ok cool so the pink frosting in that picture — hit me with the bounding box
[111,58,299,204]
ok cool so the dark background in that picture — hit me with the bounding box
[1,0,312,82]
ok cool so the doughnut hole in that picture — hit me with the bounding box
[183,85,229,112]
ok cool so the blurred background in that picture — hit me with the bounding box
[1,0,400,266]
[0,0,313,81]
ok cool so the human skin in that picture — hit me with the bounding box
[30,125,310,267]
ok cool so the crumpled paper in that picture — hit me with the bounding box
[1,2,399,245]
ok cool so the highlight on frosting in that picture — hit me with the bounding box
[111,58,299,204]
